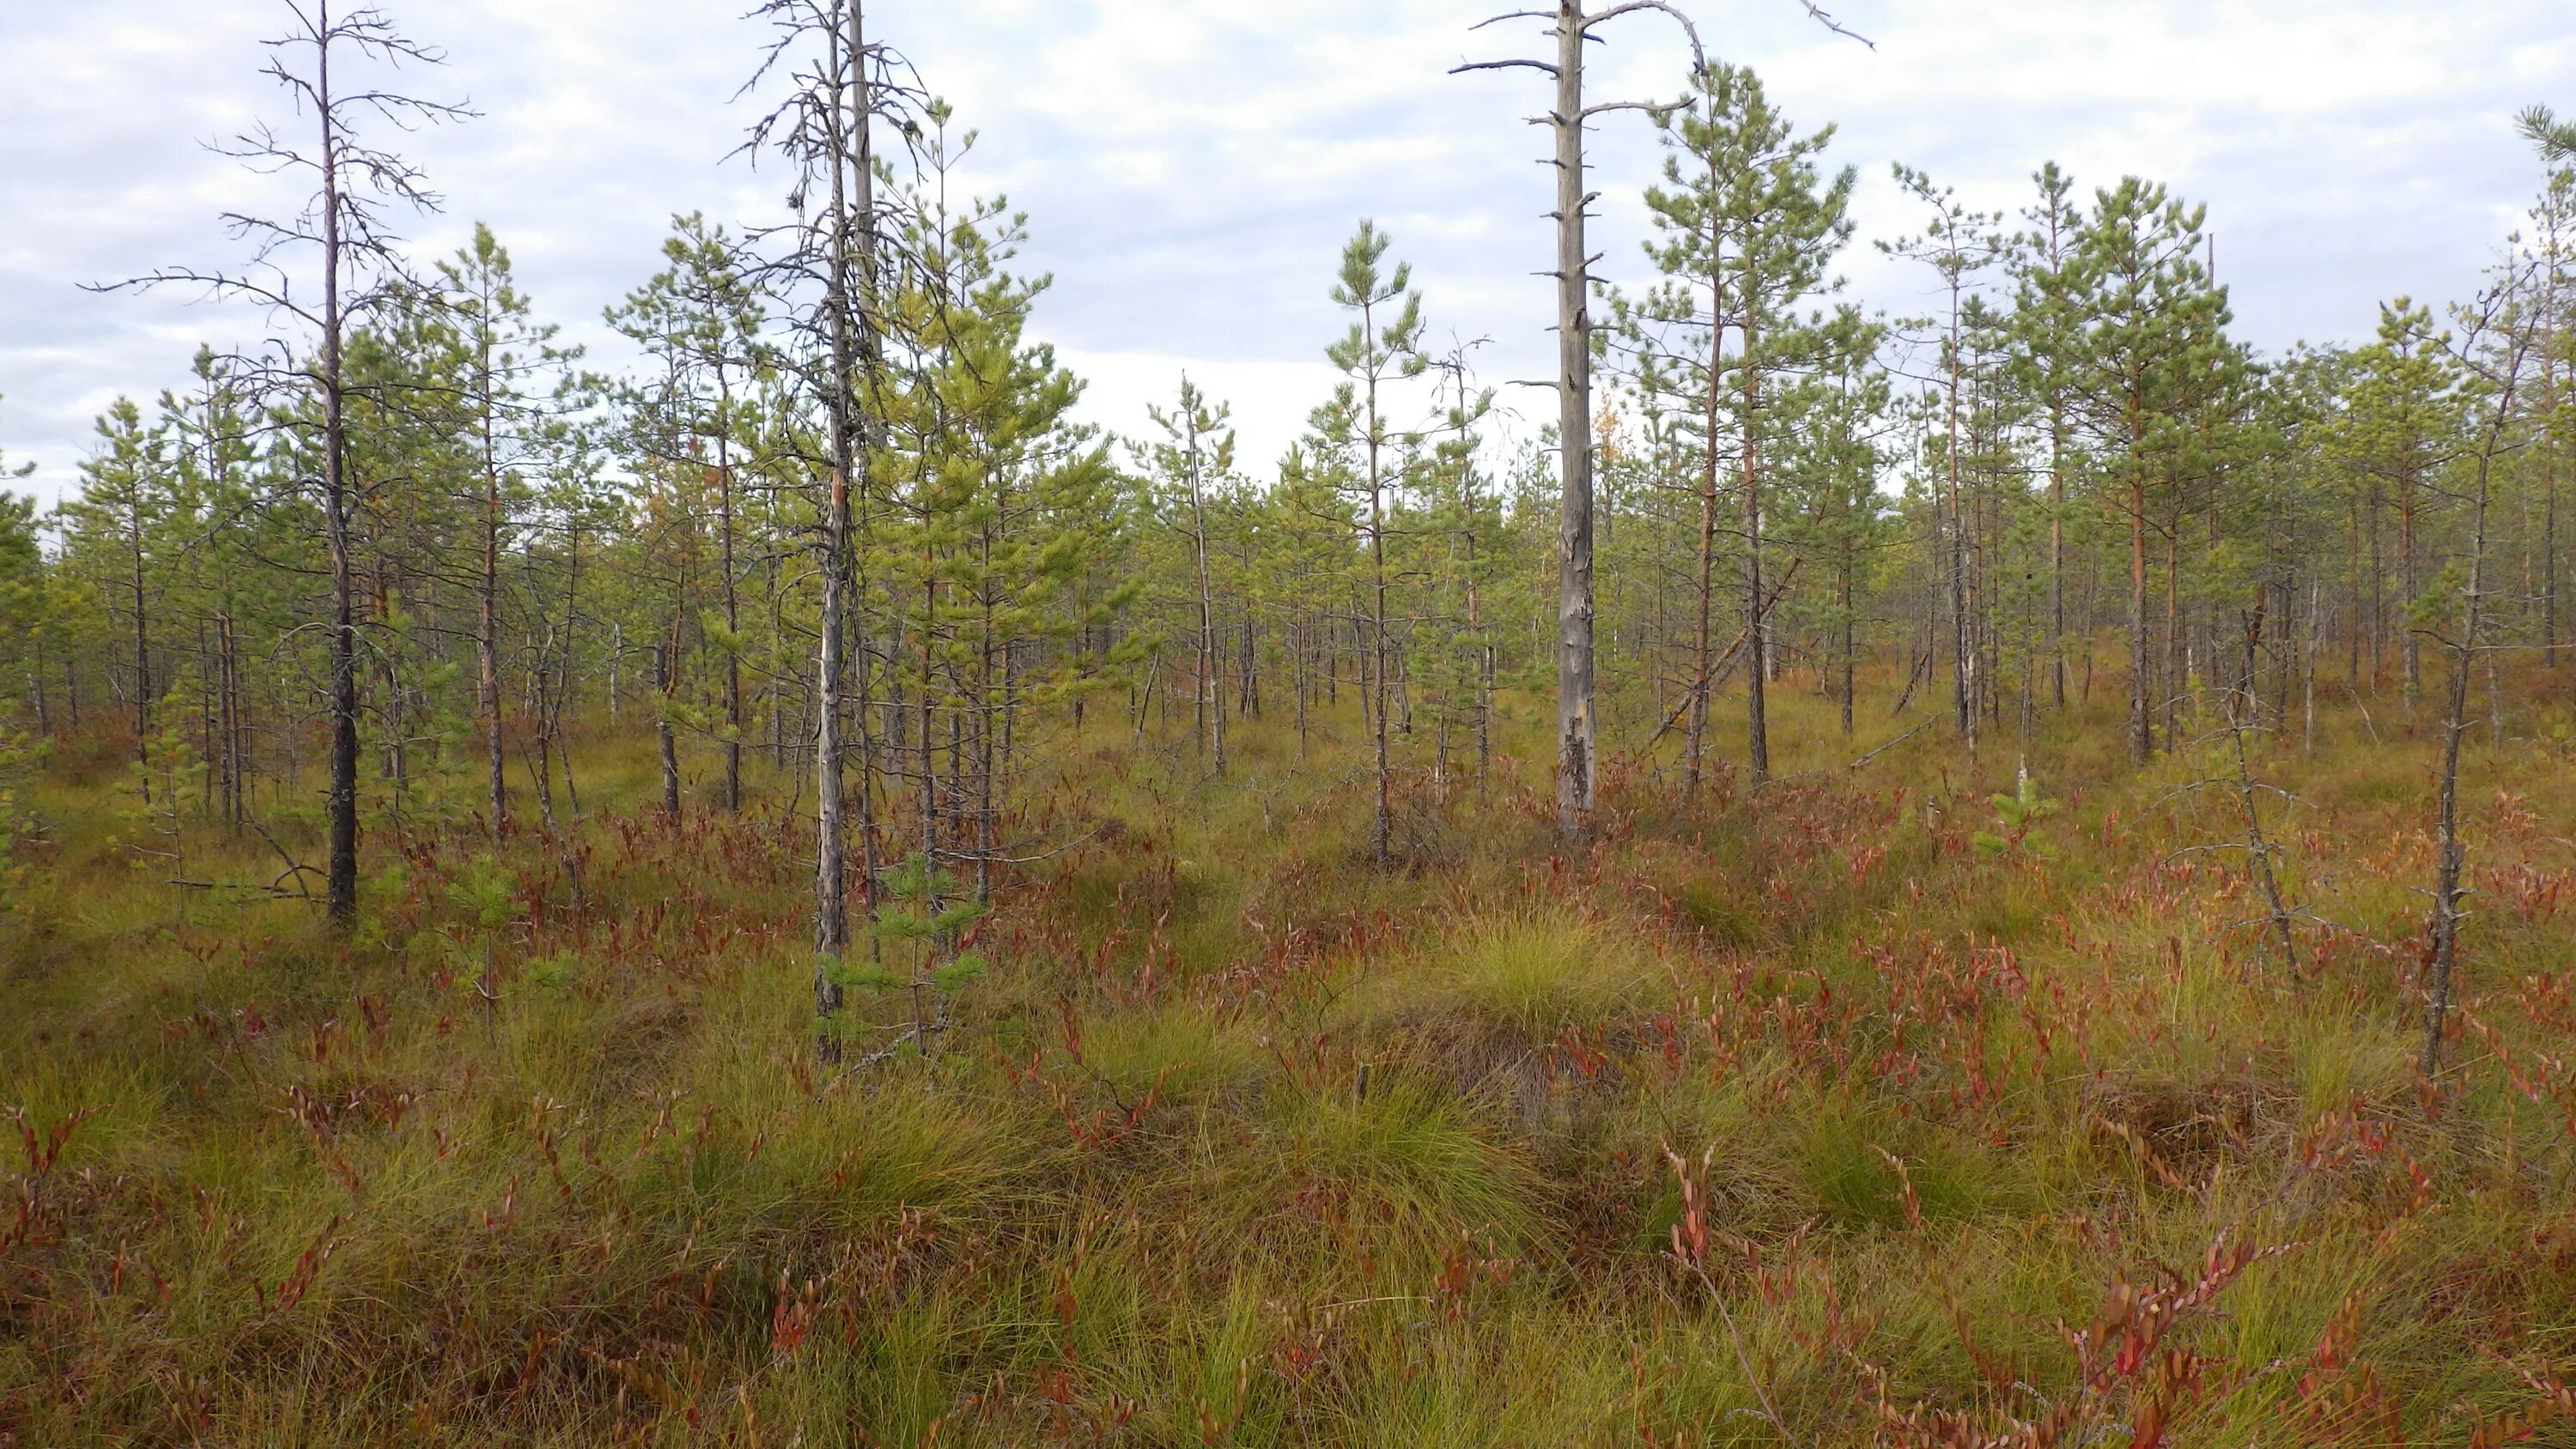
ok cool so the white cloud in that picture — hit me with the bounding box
[3,0,2570,495]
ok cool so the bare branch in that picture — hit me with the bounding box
[1577,0,1710,88]
[1789,0,1875,48]
[1581,99,1682,119]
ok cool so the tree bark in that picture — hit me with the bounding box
[1552,0,1596,839]
[811,0,878,1062]
[479,347,506,844]
[1742,333,1769,782]
[319,23,361,926]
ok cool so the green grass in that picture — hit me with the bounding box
[6,662,2576,1445]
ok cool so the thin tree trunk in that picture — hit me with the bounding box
[1367,315,1391,864]
[2419,483,2482,1076]
[481,415,505,843]
[2128,477,2151,764]
[1188,428,1224,776]
[2420,308,2524,1077]
[319,27,360,925]
[2049,406,2067,709]
[1551,0,1596,839]
[129,499,150,796]
[1948,273,1972,750]
[1838,549,1856,736]
[2399,473,2420,706]
[2304,579,2320,755]
[1743,339,1769,783]
[719,431,744,813]
[656,632,681,817]
[811,0,876,1063]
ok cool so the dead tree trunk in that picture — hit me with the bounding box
[746,0,896,1061]
[1456,0,1747,837]
[2420,276,2531,1078]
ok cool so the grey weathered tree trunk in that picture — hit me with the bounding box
[1456,4,1628,838]
[1742,333,1770,782]
[1946,276,1975,756]
[1485,0,1859,823]
[318,29,361,925]
[1367,323,1394,859]
[656,629,682,817]
[2420,283,2530,1078]
[1550,4,1597,839]
[2223,602,2300,977]
[107,2,473,921]
[719,398,744,814]
[479,342,506,843]
[2419,481,2479,1076]
[784,0,884,1062]
[1188,429,1224,776]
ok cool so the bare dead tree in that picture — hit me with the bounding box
[2215,604,2303,978]
[739,0,922,1063]
[1454,0,1865,840]
[2417,264,2536,1080]
[92,0,474,927]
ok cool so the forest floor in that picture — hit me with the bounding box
[7,665,2576,1446]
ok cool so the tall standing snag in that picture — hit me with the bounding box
[2416,271,2536,1079]
[1454,0,1865,838]
[93,0,474,927]
[741,0,914,1062]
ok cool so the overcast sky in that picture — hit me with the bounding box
[3,0,2569,500]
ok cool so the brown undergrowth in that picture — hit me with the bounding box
[5,671,2576,1446]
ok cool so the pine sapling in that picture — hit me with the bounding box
[823,851,989,1067]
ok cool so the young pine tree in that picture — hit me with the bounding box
[1313,221,1426,865]
[1641,62,1855,785]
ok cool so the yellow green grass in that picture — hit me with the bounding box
[5,664,2576,1445]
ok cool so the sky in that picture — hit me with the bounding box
[2,0,2570,500]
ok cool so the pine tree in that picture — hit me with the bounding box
[2009,162,2086,712]
[0,401,46,740]
[2337,299,2458,711]
[1776,307,1893,737]
[1267,446,1361,766]
[743,0,908,1061]
[439,223,578,837]
[1883,167,2005,753]
[1314,221,1427,865]
[97,1,476,925]
[1145,379,1237,776]
[1413,344,1503,786]
[1639,61,1854,785]
[610,214,767,814]
[2061,177,2235,762]
[157,349,262,832]
[59,401,176,786]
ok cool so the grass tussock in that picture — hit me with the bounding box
[6,663,2576,1446]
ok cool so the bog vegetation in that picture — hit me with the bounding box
[6,2,2576,1445]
